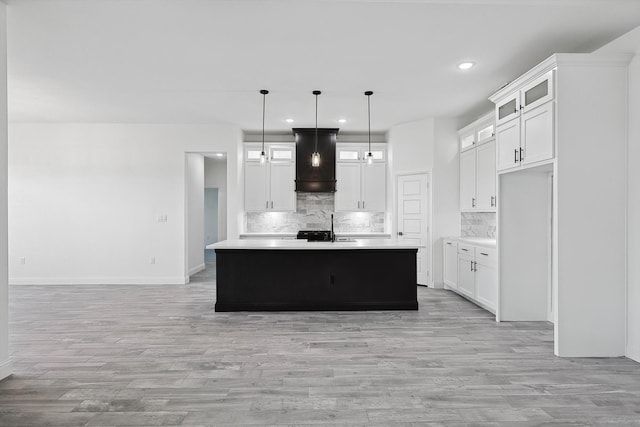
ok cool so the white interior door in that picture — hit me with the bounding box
[396,173,430,286]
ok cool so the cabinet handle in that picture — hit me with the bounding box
[474,261,478,272]
[480,252,488,256]
[519,105,524,110]
[519,147,524,162]
[514,149,518,163]
[470,261,473,271]
[461,248,468,252]
[270,201,273,209]
[357,201,361,209]
[490,196,495,207]
[398,231,403,236]
[266,201,269,209]
[362,201,365,209]
[472,198,476,208]
[446,242,453,245]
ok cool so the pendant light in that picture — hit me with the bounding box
[311,90,321,167]
[365,91,374,165]
[259,89,268,165]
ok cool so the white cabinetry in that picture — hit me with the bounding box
[458,113,496,211]
[443,239,458,289]
[443,239,497,314]
[335,143,386,212]
[244,143,296,212]
[494,71,555,172]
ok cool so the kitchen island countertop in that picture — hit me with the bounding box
[208,238,422,250]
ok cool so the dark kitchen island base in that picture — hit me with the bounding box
[214,247,418,312]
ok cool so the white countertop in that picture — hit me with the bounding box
[209,238,422,250]
[445,236,497,249]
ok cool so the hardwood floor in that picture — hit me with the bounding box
[2,258,640,426]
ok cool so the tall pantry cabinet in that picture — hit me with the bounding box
[489,53,629,358]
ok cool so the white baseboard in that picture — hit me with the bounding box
[0,359,12,381]
[9,276,188,285]
[188,263,206,276]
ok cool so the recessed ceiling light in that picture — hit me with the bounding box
[338,119,347,124]
[216,153,223,157]
[458,62,475,70]
[285,118,294,123]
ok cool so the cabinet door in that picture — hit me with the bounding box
[475,259,497,311]
[457,254,475,299]
[335,162,361,211]
[245,162,268,211]
[495,93,520,126]
[362,162,386,212]
[476,140,496,211]
[269,162,296,212]
[459,128,475,151]
[443,241,458,289]
[521,102,554,166]
[460,149,476,210]
[336,146,362,162]
[522,71,554,113]
[496,119,521,172]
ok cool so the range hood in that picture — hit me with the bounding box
[293,128,338,192]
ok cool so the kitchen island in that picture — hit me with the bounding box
[208,239,420,312]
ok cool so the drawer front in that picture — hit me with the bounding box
[475,247,496,266]
[458,242,475,256]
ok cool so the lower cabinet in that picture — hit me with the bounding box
[457,253,476,299]
[443,240,458,289]
[443,239,497,314]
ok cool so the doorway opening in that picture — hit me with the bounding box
[185,152,227,282]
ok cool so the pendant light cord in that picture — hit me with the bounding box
[314,92,319,153]
[365,91,373,155]
[367,94,371,154]
[259,90,268,156]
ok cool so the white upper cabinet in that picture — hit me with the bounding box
[460,149,476,211]
[362,162,386,212]
[520,102,554,166]
[521,72,554,113]
[458,113,497,212]
[476,140,497,210]
[493,70,555,173]
[335,162,361,211]
[335,143,387,212]
[244,143,296,212]
[458,113,495,152]
[495,93,520,126]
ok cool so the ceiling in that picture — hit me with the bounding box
[7,0,640,132]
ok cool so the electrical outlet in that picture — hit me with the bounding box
[150,256,156,265]
[157,215,168,223]
[19,257,26,265]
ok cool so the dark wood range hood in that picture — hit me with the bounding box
[293,128,338,192]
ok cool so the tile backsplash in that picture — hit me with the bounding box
[246,193,385,233]
[461,212,496,238]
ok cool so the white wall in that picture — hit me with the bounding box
[186,153,205,276]
[387,117,459,288]
[627,54,640,362]
[0,3,10,380]
[205,157,227,241]
[593,24,640,363]
[8,123,241,285]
